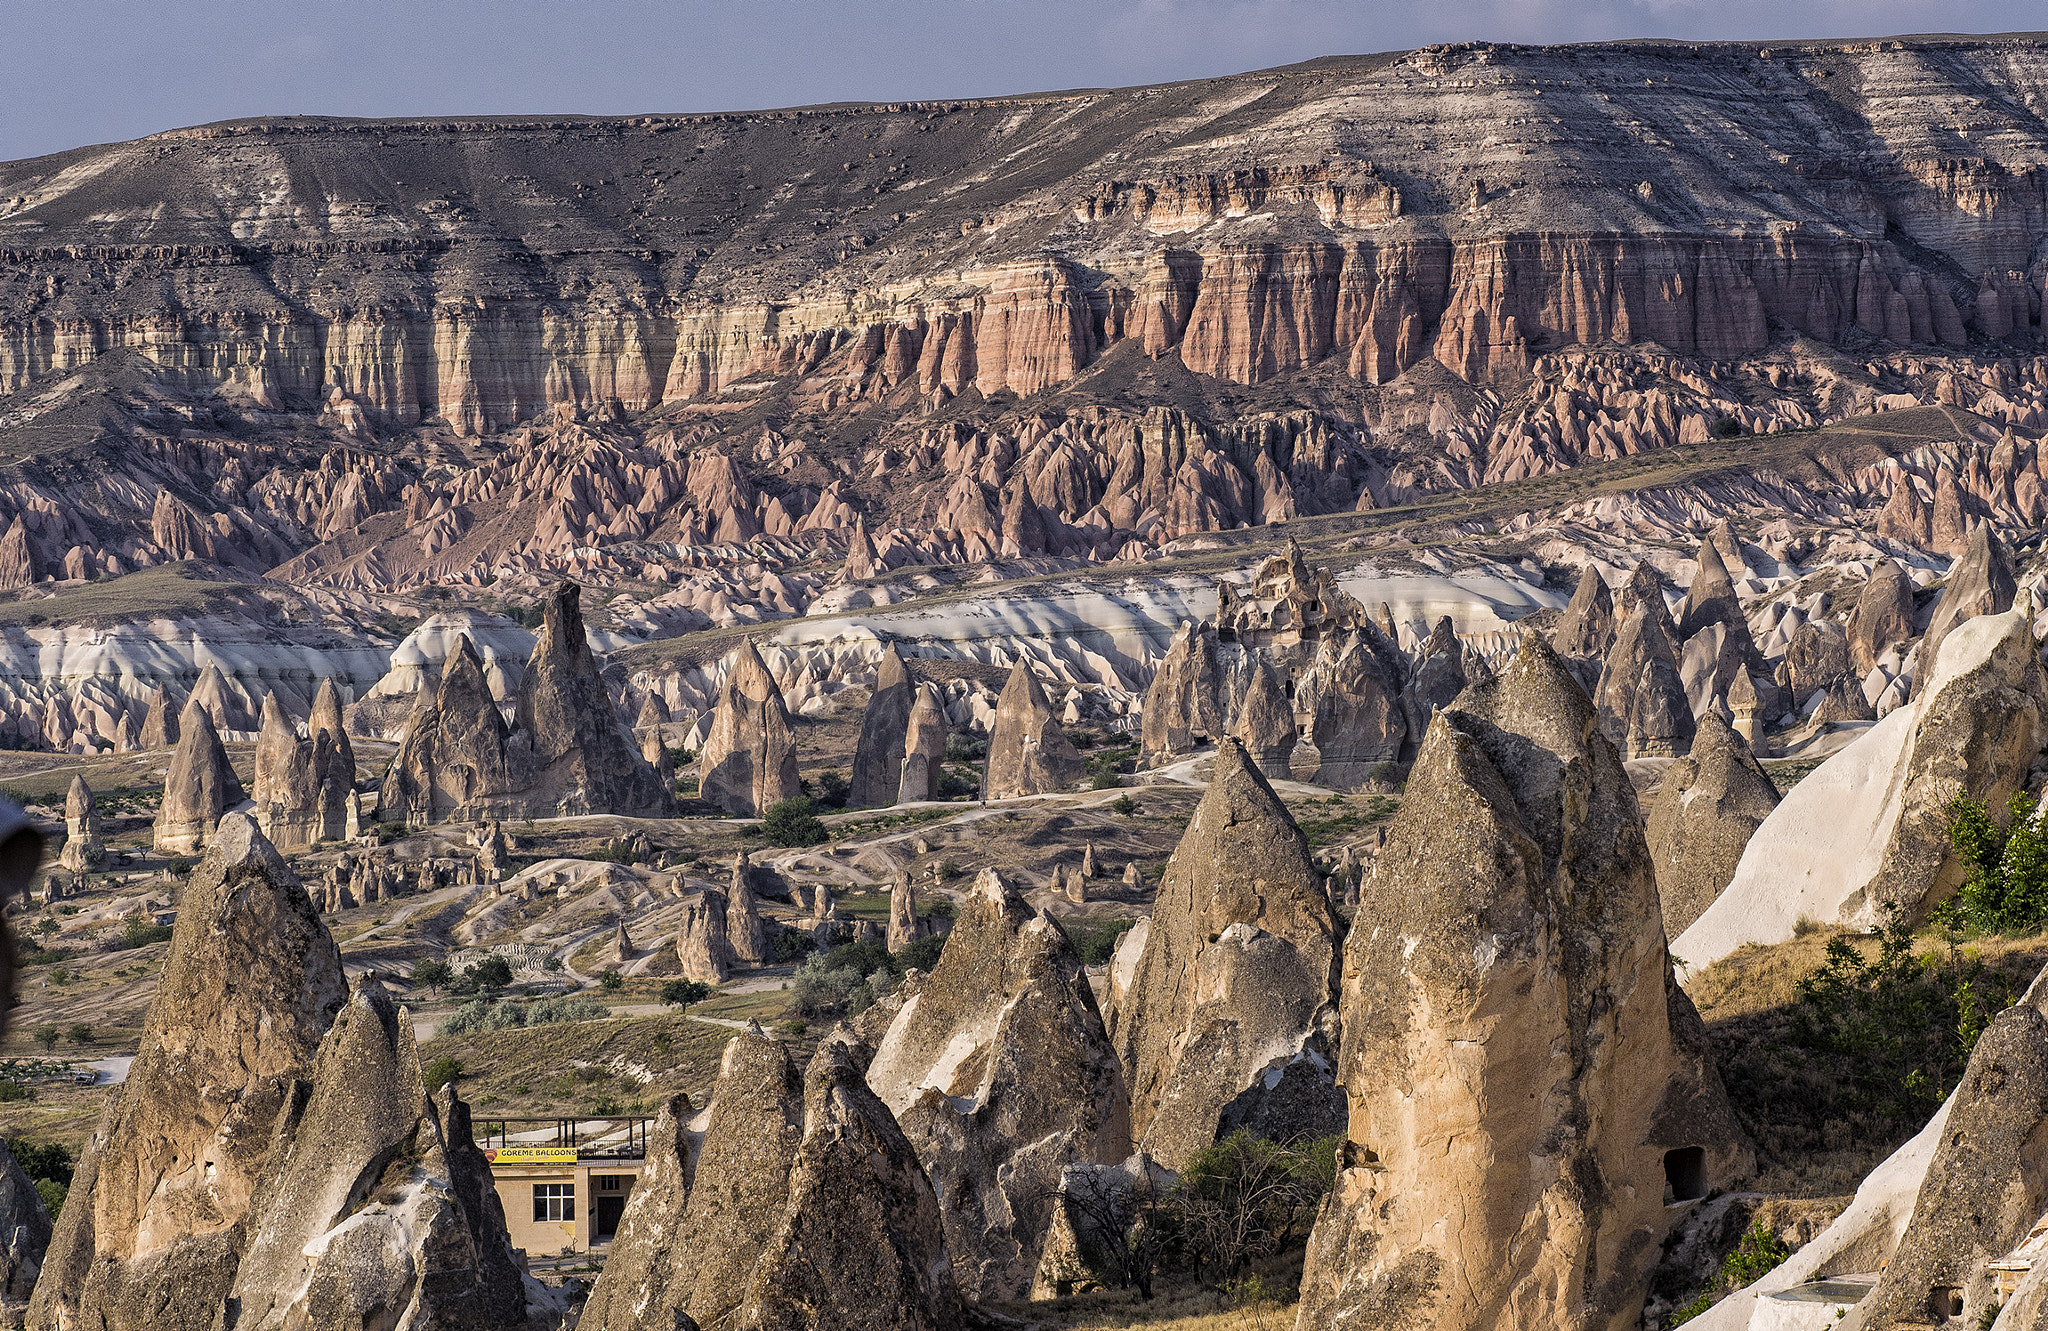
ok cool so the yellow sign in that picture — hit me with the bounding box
[485,1146,577,1165]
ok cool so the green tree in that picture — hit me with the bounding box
[660,979,711,1009]
[760,797,828,848]
[1949,792,2048,932]
[64,1023,93,1047]
[30,1025,56,1052]
[421,1056,464,1093]
[598,969,624,992]
[412,959,453,993]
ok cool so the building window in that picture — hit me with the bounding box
[533,1182,575,1222]
[597,1175,626,1194]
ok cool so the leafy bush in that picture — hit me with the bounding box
[422,1056,464,1093]
[771,928,816,963]
[64,1024,93,1047]
[937,767,980,800]
[0,1081,32,1103]
[412,959,453,993]
[1110,794,1138,817]
[441,995,609,1035]
[120,915,173,948]
[897,934,945,974]
[1068,918,1138,966]
[1671,1219,1791,1324]
[1164,1131,1339,1286]
[598,970,624,992]
[449,955,515,996]
[760,797,828,848]
[660,979,712,1009]
[944,733,987,764]
[1950,792,2048,932]
[813,770,850,810]
[10,1139,70,1218]
[30,1026,56,1052]
[1089,769,1122,790]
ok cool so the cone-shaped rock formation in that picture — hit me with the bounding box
[985,661,1084,800]
[153,698,246,852]
[851,644,916,808]
[1645,711,1782,937]
[700,640,802,817]
[867,868,1133,1301]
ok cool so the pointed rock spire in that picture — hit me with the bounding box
[1232,657,1296,779]
[1911,523,2017,697]
[514,581,672,816]
[985,661,1083,800]
[699,639,801,817]
[898,681,948,803]
[154,697,245,852]
[57,775,102,874]
[851,644,915,808]
[1645,711,1781,937]
[1109,738,1340,1167]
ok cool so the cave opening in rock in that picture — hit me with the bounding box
[1662,1146,1705,1202]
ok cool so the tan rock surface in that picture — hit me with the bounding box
[1645,711,1781,937]
[153,698,246,852]
[31,815,347,1331]
[851,644,916,808]
[1297,638,1749,1331]
[1109,738,1341,1169]
[985,660,1084,799]
[699,640,802,817]
[1848,558,1919,676]
[868,869,1132,1300]
[1912,523,2017,697]
[58,774,102,873]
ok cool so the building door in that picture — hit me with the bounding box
[593,1175,631,1242]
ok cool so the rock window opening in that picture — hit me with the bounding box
[1930,1287,1964,1320]
[533,1182,575,1223]
[1662,1147,1705,1203]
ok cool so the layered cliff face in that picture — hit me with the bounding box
[1,38,2047,619]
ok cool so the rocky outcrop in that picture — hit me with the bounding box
[226,980,527,1331]
[729,853,772,964]
[1109,738,1342,1168]
[851,644,916,808]
[0,1142,50,1304]
[867,869,1132,1301]
[139,688,178,750]
[739,1039,967,1331]
[1678,596,2048,970]
[1778,620,1858,711]
[985,661,1084,800]
[1141,623,1230,765]
[1912,523,2017,697]
[700,640,802,817]
[153,697,246,852]
[886,876,928,953]
[1596,578,1696,758]
[1296,625,1408,788]
[1645,711,1781,938]
[31,814,348,1331]
[1233,658,1296,779]
[252,690,353,852]
[514,582,673,816]
[1404,615,1468,733]
[58,774,102,873]
[677,889,737,984]
[1297,637,1749,1331]
[1847,559,1918,676]
[379,635,514,825]
[580,1030,806,1331]
[900,681,948,804]
[1554,565,1618,659]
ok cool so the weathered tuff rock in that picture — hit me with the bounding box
[677,888,737,984]
[700,639,803,817]
[1848,559,1918,676]
[1109,738,1342,1169]
[227,981,526,1331]
[867,869,1132,1301]
[382,584,668,822]
[58,774,102,873]
[1778,620,1858,711]
[739,1039,967,1331]
[1645,711,1782,938]
[139,688,178,750]
[1233,657,1297,778]
[1297,637,1749,1331]
[1141,622,1231,765]
[899,681,948,804]
[580,1031,806,1331]
[514,582,673,816]
[31,814,348,1331]
[1403,615,1469,735]
[153,697,246,852]
[252,688,354,851]
[1838,998,2048,1331]
[1596,581,1696,758]
[851,644,916,808]
[1912,523,2018,697]
[1296,625,1409,788]
[886,876,929,953]
[728,852,773,964]
[0,1142,50,1303]
[1554,564,1618,659]
[985,660,1085,800]
[1678,597,2048,970]
[380,634,514,824]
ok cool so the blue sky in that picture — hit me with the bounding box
[6,0,2047,162]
